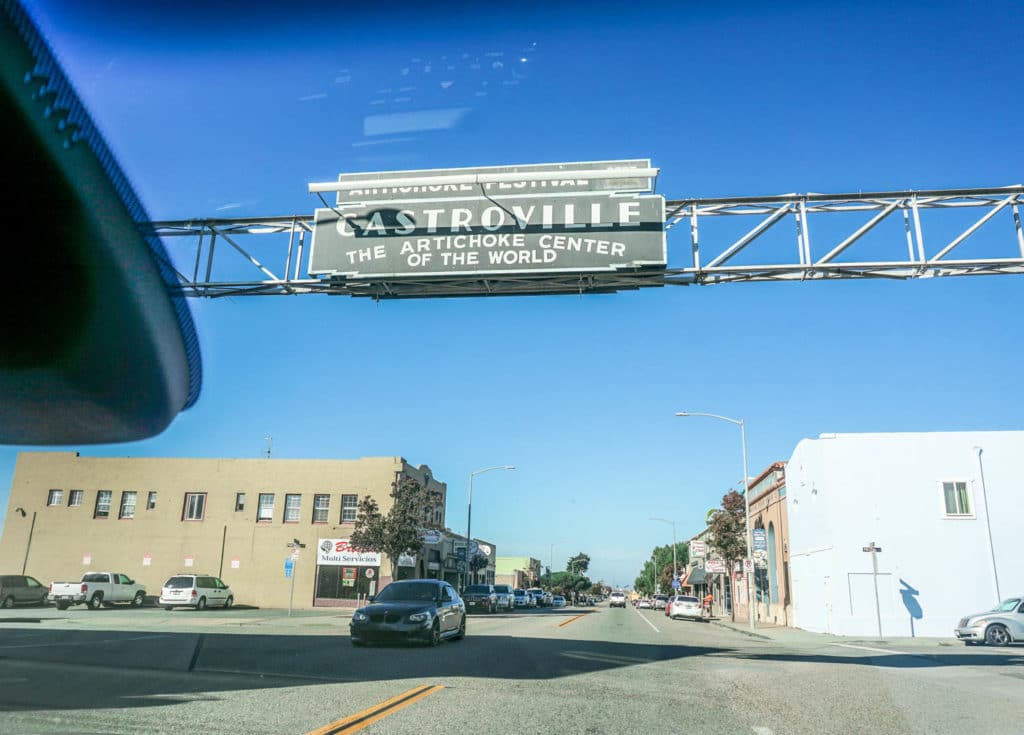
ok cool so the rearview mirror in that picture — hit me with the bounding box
[0,3,201,444]
[367,596,375,603]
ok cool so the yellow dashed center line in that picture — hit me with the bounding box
[305,684,445,735]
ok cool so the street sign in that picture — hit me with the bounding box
[284,558,294,578]
[671,578,681,590]
[862,545,883,553]
[290,550,300,561]
[743,558,754,575]
[456,560,467,572]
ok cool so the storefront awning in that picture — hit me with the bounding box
[684,567,706,586]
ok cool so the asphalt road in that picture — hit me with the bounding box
[0,603,1021,734]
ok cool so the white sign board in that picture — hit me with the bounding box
[317,539,382,567]
[184,555,194,568]
[418,529,443,545]
[690,540,706,558]
[704,559,727,574]
[231,557,241,569]
[142,554,152,567]
[397,553,417,568]
[82,553,92,566]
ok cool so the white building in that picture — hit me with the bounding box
[786,431,1022,638]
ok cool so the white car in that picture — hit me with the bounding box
[609,591,627,608]
[637,598,652,609]
[513,589,531,607]
[667,595,706,621]
[552,595,566,607]
[160,574,234,610]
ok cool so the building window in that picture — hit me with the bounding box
[257,493,275,523]
[94,491,112,519]
[47,489,63,506]
[284,494,301,523]
[235,493,246,512]
[69,490,83,507]
[182,492,206,521]
[119,492,137,520]
[313,494,330,523]
[942,481,973,517]
[341,494,358,523]
[147,492,157,510]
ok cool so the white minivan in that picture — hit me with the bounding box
[160,574,234,610]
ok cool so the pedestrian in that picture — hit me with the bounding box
[703,591,713,618]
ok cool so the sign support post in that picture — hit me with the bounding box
[863,542,884,639]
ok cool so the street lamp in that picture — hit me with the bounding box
[650,517,677,591]
[676,411,755,631]
[465,465,515,589]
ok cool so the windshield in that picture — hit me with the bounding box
[994,598,1021,612]
[374,582,438,602]
[1,2,1019,733]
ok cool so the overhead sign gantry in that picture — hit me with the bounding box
[150,161,1024,298]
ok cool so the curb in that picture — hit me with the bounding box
[710,620,773,641]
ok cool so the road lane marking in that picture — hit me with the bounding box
[831,643,911,656]
[305,684,444,735]
[632,606,660,633]
[557,613,586,628]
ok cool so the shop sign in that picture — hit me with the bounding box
[690,540,706,558]
[477,543,492,557]
[418,529,443,545]
[317,539,382,567]
[398,553,417,568]
[704,559,727,574]
[341,567,357,587]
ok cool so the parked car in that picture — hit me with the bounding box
[552,595,567,607]
[667,595,705,621]
[527,587,547,607]
[0,575,48,608]
[350,579,465,647]
[48,572,146,610]
[493,584,515,611]
[637,598,652,609]
[652,594,669,610]
[609,591,627,608]
[955,595,1024,646]
[513,589,531,607]
[159,574,233,610]
[462,584,498,614]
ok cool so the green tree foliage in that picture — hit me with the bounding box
[349,476,444,576]
[566,552,590,575]
[549,570,591,596]
[633,542,689,596]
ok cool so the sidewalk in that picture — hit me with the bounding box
[709,617,964,650]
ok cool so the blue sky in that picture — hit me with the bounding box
[4,1,1022,586]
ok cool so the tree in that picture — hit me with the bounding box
[349,475,444,577]
[549,571,591,597]
[709,490,747,620]
[633,542,689,597]
[566,552,590,576]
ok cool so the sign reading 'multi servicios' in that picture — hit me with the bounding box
[308,161,666,279]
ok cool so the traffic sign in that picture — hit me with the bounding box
[671,578,681,590]
[284,558,294,578]
[743,558,753,575]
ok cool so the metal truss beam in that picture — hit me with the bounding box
[151,185,1024,298]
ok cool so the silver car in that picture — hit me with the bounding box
[954,595,1024,646]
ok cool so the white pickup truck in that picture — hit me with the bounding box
[48,572,146,610]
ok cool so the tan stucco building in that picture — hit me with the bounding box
[0,452,448,609]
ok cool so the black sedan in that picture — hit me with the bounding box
[349,579,466,647]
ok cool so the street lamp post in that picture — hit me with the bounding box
[465,465,515,590]
[650,517,677,591]
[676,411,755,632]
